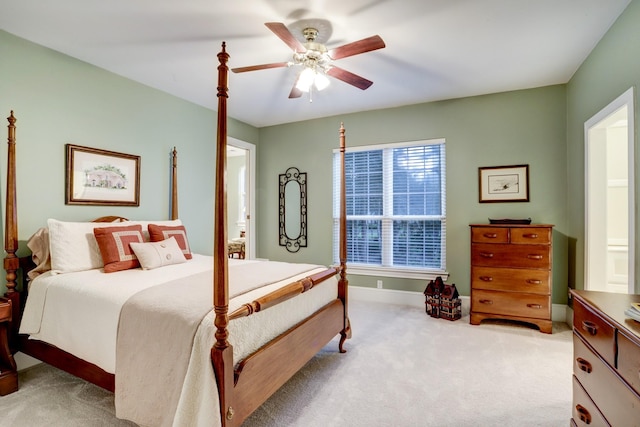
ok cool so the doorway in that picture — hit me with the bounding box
[227,138,256,259]
[584,87,635,293]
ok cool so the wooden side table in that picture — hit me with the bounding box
[0,297,18,395]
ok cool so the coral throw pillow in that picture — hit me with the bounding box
[94,225,144,273]
[148,224,192,259]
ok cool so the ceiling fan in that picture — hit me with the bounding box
[231,21,386,99]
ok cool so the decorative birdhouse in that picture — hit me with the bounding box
[423,276,461,321]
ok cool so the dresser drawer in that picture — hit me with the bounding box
[510,227,551,245]
[471,243,551,269]
[617,329,640,396]
[573,332,640,426]
[471,289,550,319]
[471,266,550,294]
[572,297,616,367]
[470,227,509,243]
[572,375,609,427]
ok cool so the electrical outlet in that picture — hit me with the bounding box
[376,280,383,289]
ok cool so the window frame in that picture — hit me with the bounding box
[333,138,447,280]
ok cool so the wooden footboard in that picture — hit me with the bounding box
[231,299,345,423]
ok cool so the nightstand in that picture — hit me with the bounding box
[0,297,18,395]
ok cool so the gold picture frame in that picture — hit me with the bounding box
[65,144,140,206]
[478,164,529,203]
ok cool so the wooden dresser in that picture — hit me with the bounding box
[570,290,640,426]
[469,223,553,334]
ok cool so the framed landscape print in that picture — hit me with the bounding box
[478,164,529,203]
[65,144,140,206]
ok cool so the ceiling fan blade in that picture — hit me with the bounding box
[265,22,306,53]
[328,35,385,60]
[231,62,289,73]
[327,67,373,90]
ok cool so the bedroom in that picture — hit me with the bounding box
[0,0,639,425]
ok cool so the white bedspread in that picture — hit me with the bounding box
[19,254,339,426]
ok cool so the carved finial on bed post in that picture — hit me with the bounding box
[171,147,178,220]
[338,122,351,352]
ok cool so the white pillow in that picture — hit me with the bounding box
[129,237,187,270]
[47,218,132,274]
[46,218,183,274]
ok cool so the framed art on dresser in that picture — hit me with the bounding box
[478,164,529,203]
[65,144,140,206]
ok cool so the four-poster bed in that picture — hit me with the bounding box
[2,42,351,426]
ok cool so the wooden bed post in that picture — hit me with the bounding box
[338,123,351,352]
[171,146,179,220]
[210,42,236,426]
[4,111,20,330]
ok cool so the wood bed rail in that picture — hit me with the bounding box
[229,266,341,320]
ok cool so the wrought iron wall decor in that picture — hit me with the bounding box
[279,167,307,252]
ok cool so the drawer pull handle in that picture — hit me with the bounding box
[479,299,493,305]
[479,276,493,282]
[483,233,498,238]
[576,357,592,374]
[522,233,539,239]
[581,320,598,336]
[527,254,543,260]
[480,252,494,258]
[526,279,542,284]
[526,303,542,309]
[575,405,591,424]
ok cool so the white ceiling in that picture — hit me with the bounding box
[0,0,631,128]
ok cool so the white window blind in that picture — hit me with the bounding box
[333,139,446,276]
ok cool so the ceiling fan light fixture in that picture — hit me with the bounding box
[296,67,316,92]
[296,67,330,92]
[314,72,330,91]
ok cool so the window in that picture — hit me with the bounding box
[333,139,446,278]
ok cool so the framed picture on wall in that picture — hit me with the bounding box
[65,144,140,206]
[478,164,529,203]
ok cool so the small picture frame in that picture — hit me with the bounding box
[65,144,140,206]
[478,164,529,203]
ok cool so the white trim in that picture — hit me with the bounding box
[348,265,449,280]
[228,137,256,260]
[349,286,568,323]
[332,138,445,154]
[584,86,635,293]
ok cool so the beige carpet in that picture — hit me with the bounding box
[0,300,573,426]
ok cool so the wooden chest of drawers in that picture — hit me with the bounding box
[470,224,553,333]
[570,290,640,426]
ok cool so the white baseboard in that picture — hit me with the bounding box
[349,286,568,323]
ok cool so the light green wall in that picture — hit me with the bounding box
[257,86,568,303]
[0,30,259,294]
[566,0,639,291]
[2,0,638,303]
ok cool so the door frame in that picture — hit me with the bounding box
[584,87,635,293]
[229,137,256,260]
